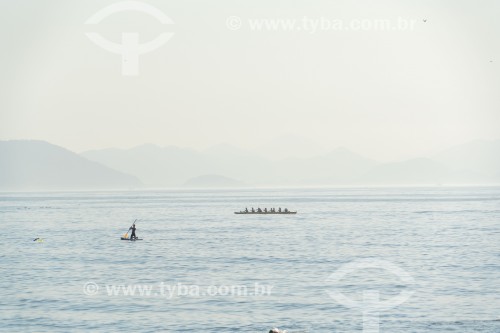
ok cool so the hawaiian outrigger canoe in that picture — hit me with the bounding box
[234,211,297,215]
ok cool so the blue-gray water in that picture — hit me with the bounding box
[1,187,500,332]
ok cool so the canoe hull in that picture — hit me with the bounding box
[234,212,297,215]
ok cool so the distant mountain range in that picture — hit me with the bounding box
[1,139,499,190]
[81,143,377,187]
[82,139,500,187]
[0,140,140,190]
[359,140,500,185]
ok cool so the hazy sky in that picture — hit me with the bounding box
[0,0,499,161]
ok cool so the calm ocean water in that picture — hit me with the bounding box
[1,187,499,332]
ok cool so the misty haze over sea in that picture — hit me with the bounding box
[1,138,500,190]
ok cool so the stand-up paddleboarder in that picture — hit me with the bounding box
[129,223,137,240]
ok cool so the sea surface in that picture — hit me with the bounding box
[1,187,499,332]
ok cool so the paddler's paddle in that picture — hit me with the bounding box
[123,219,137,239]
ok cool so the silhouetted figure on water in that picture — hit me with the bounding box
[129,223,137,239]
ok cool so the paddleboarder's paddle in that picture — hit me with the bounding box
[123,219,137,239]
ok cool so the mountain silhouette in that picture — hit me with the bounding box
[4,139,498,190]
[0,140,141,190]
